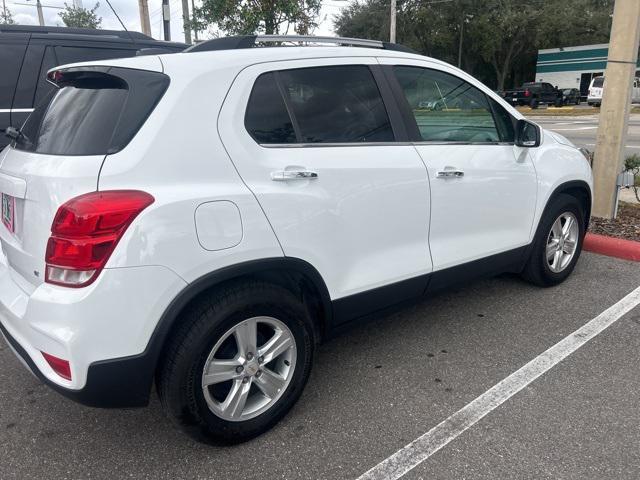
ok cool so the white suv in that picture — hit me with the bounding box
[0,35,593,443]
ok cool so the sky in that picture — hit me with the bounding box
[3,0,350,43]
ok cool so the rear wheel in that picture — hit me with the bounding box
[521,194,585,287]
[157,282,315,444]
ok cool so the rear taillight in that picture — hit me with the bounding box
[45,190,154,287]
[524,89,531,97]
[41,351,72,380]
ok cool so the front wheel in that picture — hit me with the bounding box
[521,194,585,287]
[157,282,315,444]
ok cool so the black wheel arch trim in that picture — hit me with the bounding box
[0,257,332,408]
[541,180,592,232]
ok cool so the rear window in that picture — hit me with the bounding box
[14,67,169,156]
[592,77,604,88]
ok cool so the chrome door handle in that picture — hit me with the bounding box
[436,168,464,178]
[271,170,319,181]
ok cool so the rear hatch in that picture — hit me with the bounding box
[0,65,169,287]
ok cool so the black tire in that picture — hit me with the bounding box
[521,194,586,287]
[530,98,539,109]
[157,281,315,444]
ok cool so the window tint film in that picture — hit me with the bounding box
[34,47,59,107]
[54,46,133,65]
[0,40,27,108]
[488,97,515,142]
[245,72,296,144]
[15,67,169,156]
[393,66,500,142]
[279,65,394,143]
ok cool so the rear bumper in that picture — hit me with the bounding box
[0,320,155,407]
[0,251,187,408]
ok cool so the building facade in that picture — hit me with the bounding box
[535,43,640,98]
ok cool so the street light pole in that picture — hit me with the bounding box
[592,0,640,218]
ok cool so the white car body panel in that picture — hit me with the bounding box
[218,57,432,299]
[0,46,593,395]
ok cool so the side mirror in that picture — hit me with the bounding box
[515,119,541,147]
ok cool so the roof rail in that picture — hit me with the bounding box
[185,35,417,54]
[0,24,152,40]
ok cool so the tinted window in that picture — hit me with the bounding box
[245,73,296,144]
[393,66,500,142]
[15,68,169,156]
[54,46,133,65]
[34,46,59,106]
[0,40,27,108]
[279,65,394,143]
[488,97,515,143]
[592,77,604,88]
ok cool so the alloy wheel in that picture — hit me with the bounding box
[201,316,297,422]
[546,212,579,273]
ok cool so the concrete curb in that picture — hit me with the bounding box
[583,233,640,262]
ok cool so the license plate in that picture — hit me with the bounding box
[2,193,15,233]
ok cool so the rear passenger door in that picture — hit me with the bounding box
[379,59,537,273]
[218,58,432,317]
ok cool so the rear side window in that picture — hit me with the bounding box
[245,65,394,144]
[15,67,169,156]
[245,73,296,144]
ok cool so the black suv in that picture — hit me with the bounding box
[0,25,186,149]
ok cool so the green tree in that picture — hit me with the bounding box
[192,0,322,35]
[334,0,614,90]
[1,6,15,24]
[59,2,102,29]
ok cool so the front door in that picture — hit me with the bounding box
[379,59,537,271]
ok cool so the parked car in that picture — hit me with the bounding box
[587,76,640,107]
[0,25,186,149]
[0,35,593,444]
[561,88,581,105]
[501,82,563,108]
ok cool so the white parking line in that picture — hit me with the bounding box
[550,126,598,131]
[584,143,640,149]
[356,285,640,480]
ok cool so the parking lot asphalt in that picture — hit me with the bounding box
[1,252,639,480]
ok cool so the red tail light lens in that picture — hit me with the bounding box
[524,89,531,97]
[45,190,154,287]
[41,351,72,380]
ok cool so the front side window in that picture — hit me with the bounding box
[393,66,500,143]
[245,65,394,144]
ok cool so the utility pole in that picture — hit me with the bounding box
[592,0,640,218]
[162,0,171,41]
[36,0,44,25]
[181,0,192,44]
[191,0,198,41]
[457,14,464,68]
[138,0,151,36]
[389,0,396,43]
[73,0,83,7]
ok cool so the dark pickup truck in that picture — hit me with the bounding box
[501,82,563,108]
